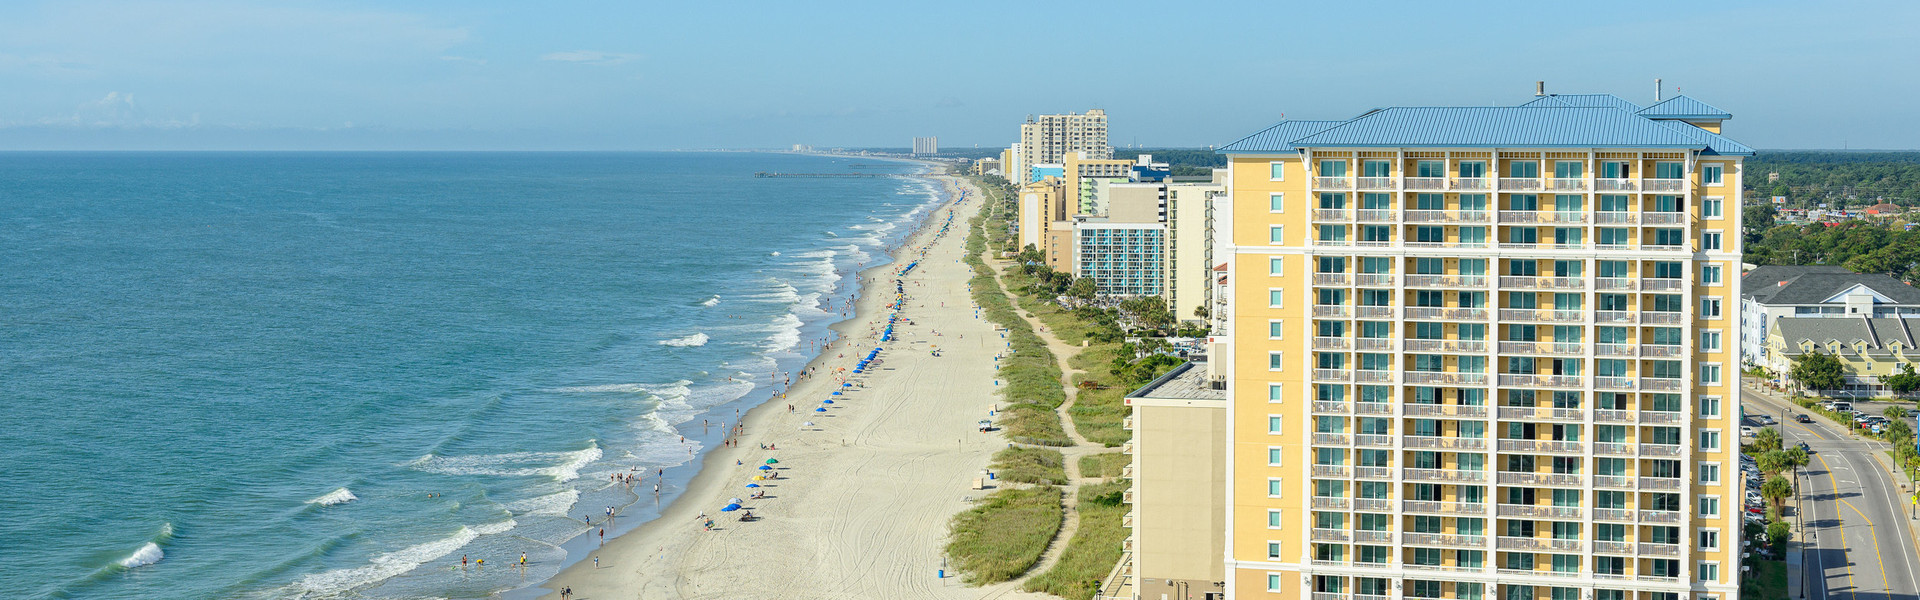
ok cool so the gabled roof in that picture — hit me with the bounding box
[1285,107,1752,155]
[1518,94,1644,112]
[1742,265,1920,304]
[1773,317,1920,356]
[1636,95,1731,120]
[1217,120,1345,154]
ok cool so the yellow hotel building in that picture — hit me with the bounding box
[1211,94,1748,600]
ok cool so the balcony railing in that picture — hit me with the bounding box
[1499,177,1543,191]
[1404,436,1488,450]
[1453,177,1492,191]
[1639,443,1683,457]
[1499,309,1584,323]
[1497,341,1583,356]
[1593,409,1635,423]
[1404,210,1491,224]
[1312,433,1352,446]
[1353,530,1394,543]
[1402,372,1488,385]
[1404,403,1489,418]
[1641,410,1683,424]
[1355,274,1394,287]
[1550,178,1587,191]
[1497,439,1585,454]
[1313,306,1353,318]
[1498,504,1583,519]
[1312,464,1352,478]
[1405,274,1488,289]
[1594,376,1636,391]
[1313,273,1352,286]
[1498,472,1584,487]
[1642,278,1686,292]
[1499,536,1584,552]
[1313,208,1350,221]
[1595,277,1637,291]
[1638,542,1682,556]
[1355,338,1394,351]
[1498,374,1584,389]
[1639,477,1682,491]
[1642,344,1685,358]
[1313,369,1351,383]
[1593,508,1635,522]
[1405,339,1488,353]
[1499,210,1589,224]
[1313,336,1351,350]
[1312,401,1351,414]
[1355,306,1396,319]
[1314,176,1353,190]
[1354,370,1395,383]
[1355,209,1396,223]
[1354,434,1394,448]
[1595,310,1637,324]
[1641,211,1688,225]
[1405,468,1488,483]
[1640,312,1684,325]
[1593,475,1636,489]
[1593,541,1634,554]
[1354,498,1392,512]
[1356,177,1395,191]
[1593,443,1636,457]
[1405,177,1446,190]
[1595,343,1637,357]
[1311,528,1351,542]
[1403,500,1485,515]
[1404,533,1486,548]
[1355,402,1396,415]
[1497,406,1585,422]
[1312,497,1351,510]
[1595,178,1636,192]
[1644,243,1689,253]
[1640,510,1683,524]
[1640,377,1684,391]
[1643,178,1686,192]
[1354,466,1393,480]
[1496,276,1585,290]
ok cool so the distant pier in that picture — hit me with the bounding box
[754,172,912,178]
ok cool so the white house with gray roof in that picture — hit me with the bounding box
[1742,265,1920,367]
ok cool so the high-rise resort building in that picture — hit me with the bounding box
[913,136,939,155]
[1021,109,1111,168]
[1134,91,1753,600]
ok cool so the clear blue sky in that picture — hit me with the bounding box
[0,0,1913,150]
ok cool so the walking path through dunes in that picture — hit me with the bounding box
[542,177,1052,600]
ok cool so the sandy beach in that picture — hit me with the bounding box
[540,175,1045,599]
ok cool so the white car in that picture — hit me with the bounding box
[1740,426,1755,436]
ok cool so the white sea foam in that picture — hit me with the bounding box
[407,443,601,483]
[549,383,651,394]
[506,488,579,516]
[309,487,357,506]
[701,295,721,307]
[659,333,709,347]
[769,251,780,256]
[824,231,838,237]
[119,543,164,569]
[290,520,515,597]
[764,312,804,353]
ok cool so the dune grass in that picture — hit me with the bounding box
[945,486,1065,584]
[1021,480,1130,599]
[1078,452,1131,479]
[966,212,1071,446]
[991,446,1068,485]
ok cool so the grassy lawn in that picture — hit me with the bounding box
[1022,480,1130,599]
[1741,558,1787,600]
[992,446,1067,485]
[1078,452,1130,479]
[945,486,1064,584]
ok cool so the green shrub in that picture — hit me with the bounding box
[1021,480,1130,599]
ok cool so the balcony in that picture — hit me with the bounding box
[1595,310,1637,324]
[1312,464,1352,478]
[1356,176,1396,191]
[1403,500,1485,515]
[1497,406,1585,422]
[1643,178,1686,192]
[1499,210,1589,224]
[1404,240,1492,250]
[1355,402,1396,415]
[1593,508,1635,522]
[1593,443,1636,457]
[1644,243,1689,253]
[1595,178,1637,192]
[1312,433,1352,446]
[1641,211,1688,225]
[1313,208,1351,222]
[1313,273,1353,286]
[1405,339,1489,353]
[1404,533,1486,548]
[1498,276,1586,290]
[1549,178,1587,192]
[1595,343,1637,357]
[1497,341,1583,356]
[1638,542,1682,556]
[1640,443,1683,458]
[1497,439,1585,454]
[1402,371,1488,385]
[1354,338,1394,351]
[1640,312,1684,325]
[1594,211,1639,225]
[1499,177,1543,191]
[1353,530,1394,544]
[1405,177,1446,190]
[1640,377,1684,391]
[1498,472,1584,487]
[1405,274,1488,289]
[1498,374,1584,389]
[1453,177,1492,191]
[1313,369,1352,383]
[1640,510,1683,524]
[1355,274,1394,287]
[1405,468,1488,483]
[1594,376,1636,391]
[1354,466,1393,480]
[1640,410,1684,424]
[1641,344,1685,358]
[1593,475,1636,489]
[1404,307,1489,321]
[1354,370,1395,383]
[1311,528,1351,542]
[1639,477,1682,491]
[1314,176,1353,190]
[1354,498,1393,512]
[1355,209,1396,223]
[1404,436,1488,450]
[1354,434,1393,448]
[1404,403,1489,418]
[1355,306,1396,319]
[1313,336,1352,350]
[1499,536,1584,552]
[1313,401,1351,415]
[1404,210,1491,224]
[1594,409,1635,424]
[1499,504,1583,519]
[1641,278,1686,292]
[1313,306,1353,318]
[1595,277,1638,291]
[1593,540,1634,554]
[1312,497,1351,510]
[1498,309,1584,323]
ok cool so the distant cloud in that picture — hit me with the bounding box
[540,50,641,65]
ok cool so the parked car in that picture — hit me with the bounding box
[1741,426,1755,436]
[1832,401,1854,412]
[1756,415,1777,425]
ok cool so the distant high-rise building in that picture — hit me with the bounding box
[1020,110,1110,168]
[912,137,939,155]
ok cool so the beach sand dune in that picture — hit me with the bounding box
[543,177,1050,599]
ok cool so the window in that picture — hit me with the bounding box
[1508,160,1539,178]
[1699,496,1720,517]
[1702,165,1724,185]
[1554,160,1583,179]
[1701,562,1720,582]
[1319,160,1347,177]
[1701,363,1722,384]
[1703,196,1724,217]
[1267,542,1281,560]
[1270,258,1284,276]
[1702,330,1722,351]
[1268,289,1285,308]
[1699,529,1720,551]
[1702,298,1722,318]
[1270,162,1286,181]
[1269,225,1285,245]
[1700,463,1720,484]
[1269,509,1283,528]
[1269,352,1284,371]
[1269,320,1285,339]
[1268,384,1284,403]
[1703,265,1723,285]
[1701,430,1721,451]
[1267,573,1282,591]
[1269,193,1284,212]
[1267,478,1283,497]
[1269,447,1285,466]
[1655,162,1684,179]
[1268,415,1283,432]
[1703,231,1723,250]
[1700,396,1722,418]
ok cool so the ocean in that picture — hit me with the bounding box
[0,152,941,599]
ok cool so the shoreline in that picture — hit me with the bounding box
[534,174,1044,599]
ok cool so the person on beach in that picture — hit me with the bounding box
[520,552,527,566]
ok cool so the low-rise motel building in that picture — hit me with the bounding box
[1124,90,1751,600]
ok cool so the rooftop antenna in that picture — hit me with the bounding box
[1535,81,1545,96]
[1655,78,1662,103]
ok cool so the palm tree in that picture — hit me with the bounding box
[1781,447,1810,490]
[1762,475,1794,515]
[1753,426,1783,453]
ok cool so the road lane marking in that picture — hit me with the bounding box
[1824,453,1891,596]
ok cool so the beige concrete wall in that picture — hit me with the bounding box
[1167,183,1222,323]
[1045,222,1074,274]
[1108,184,1164,224]
[1135,402,1227,588]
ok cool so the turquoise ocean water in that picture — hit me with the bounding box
[0,152,939,599]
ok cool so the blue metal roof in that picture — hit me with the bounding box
[1637,95,1732,120]
[1518,94,1643,112]
[1217,120,1345,154]
[1283,106,1753,155]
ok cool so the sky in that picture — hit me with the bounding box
[0,0,1915,151]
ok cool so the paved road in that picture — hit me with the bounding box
[1742,387,1920,600]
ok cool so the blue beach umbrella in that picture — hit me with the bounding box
[746,483,760,488]
[815,407,828,412]
[842,383,852,387]
[823,399,834,404]
[760,465,773,470]
[722,504,741,512]
[831,391,842,395]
